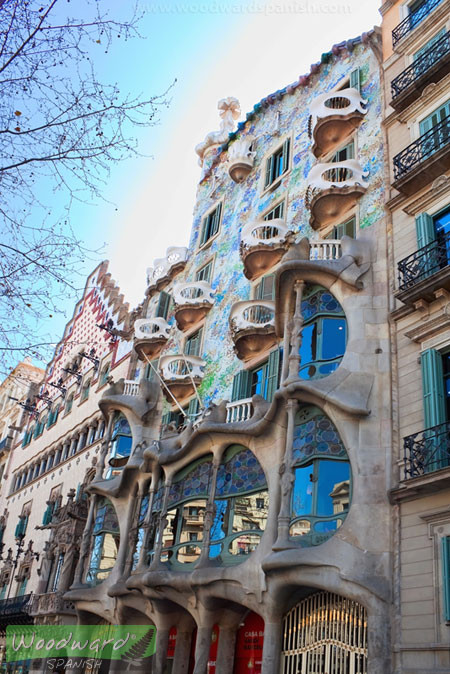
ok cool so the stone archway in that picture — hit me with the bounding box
[281,591,367,674]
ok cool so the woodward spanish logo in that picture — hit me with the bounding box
[6,625,156,666]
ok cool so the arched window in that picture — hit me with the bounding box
[290,406,351,546]
[107,414,132,478]
[210,445,268,560]
[86,499,119,586]
[299,284,347,380]
[81,379,91,402]
[99,363,110,387]
[65,393,74,415]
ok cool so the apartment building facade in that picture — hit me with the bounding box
[63,31,393,674]
[381,0,450,672]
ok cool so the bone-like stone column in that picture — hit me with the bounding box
[261,621,282,674]
[71,493,97,588]
[192,625,213,674]
[214,625,237,674]
[286,280,305,383]
[195,458,219,568]
[273,397,298,550]
[172,628,193,674]
[152,626,171,674]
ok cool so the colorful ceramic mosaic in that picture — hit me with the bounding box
[293,413,347,464]
[93,501,119,534]
[216,448,267,497]
[168,458,213,505]
[301,286,344,321]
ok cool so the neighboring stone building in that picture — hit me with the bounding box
[63,30,394,674]
[381,1,450,673]
[0,262,133,665]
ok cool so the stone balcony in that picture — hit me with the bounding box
[309,87,367,157]
[133,317,171,360]
[309,238,342,261]
[229,300,276,360]
[159,355,205,401]
[306,160,368,229]
[146,246,188,295]
[240,218,295,280]
[30,591,76,618]
[172,281,214,330]
[227,135,255,183]
[225,397,253,423]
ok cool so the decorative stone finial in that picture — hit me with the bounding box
[195,97,241,171]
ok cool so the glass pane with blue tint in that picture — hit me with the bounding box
[250,364,267,397]
[316,460,350,516]
[299,323,316,368]
[292,465,314,516]
[216,447,267,497]
[293,412,346,464]
[232,492,268,533]
[314,520,338,533]
[210,500,230,544]
[168,457,213,506]
[321,318,347,360]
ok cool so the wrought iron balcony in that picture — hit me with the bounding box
[392,0,444,47]
[309,87,367,157]
[133,317,170,360]
[306,160,368,229]
[403,420,450,479]
[393,115,450,194]
[229,300,276,360]
[397,231,450,298]
[391,32,450,111]
[159,355,205,401]
[172,281,214,330]
[0,593,33,622]
[240,219,295,280]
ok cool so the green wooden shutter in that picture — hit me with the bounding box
[265,154,274,188]
[442,536,450,622]
[42,504,54,526]
[187,398,199,421]
[265,348,281,402]
[350,67,360,92]
[282,138,290,174]
[421,349,446,428]
[161,411,172,427]
[415,213,436,249]
[212,203,222,237]
[231,370,251,401]
[156,291,171,319]
[199,216,208,246]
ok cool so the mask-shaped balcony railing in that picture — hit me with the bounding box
[159,355,205,401]
[309,88,367,157]
[306,160,368,229]
[240,219,295,280]
[391,31,450,110]
[133,317,171,360]
[392,0,444,47]
[227,135,255,183]
[146,246,188,294]
[403,420,450,479]
[172,281,214,330]
[229,300,276,360]
[393,115,450,195]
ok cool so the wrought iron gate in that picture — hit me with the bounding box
[281,591,367,674]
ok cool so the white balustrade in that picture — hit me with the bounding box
[172,281,214,307]
[134,317,171,341]
[124,380,140,396]
[146,246,188,288]
[230,301,275,333]
[306,159,369,193]
[226,398,253,423]
[309,239,342,261]
[227,136,256,183]
[241,219,294,250]
[310,87,367,129]
[159,355,205,382]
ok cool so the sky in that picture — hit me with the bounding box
[38,0,382,350]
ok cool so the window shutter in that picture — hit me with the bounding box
[421,349,446,428]
[212,203,222,238]
[156,291,171,319]
[265,155,274,188]
[415,213,436,249]
[231,370,251,402]
[187,398,200,421]
[266,348,281,402]
[199,217,208,247]
[349,68,360,92]
[42,504,53,526]
[442,536,450,622]
[161,411,172,427]
[283,138,290,174]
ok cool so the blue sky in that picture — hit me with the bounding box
[36,0,381,355]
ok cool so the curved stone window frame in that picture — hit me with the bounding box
[86,498,120,586]
[289,406,351,547]
[299,284,347,381]
[209,444,268,564]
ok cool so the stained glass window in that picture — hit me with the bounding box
[168,456,213,506]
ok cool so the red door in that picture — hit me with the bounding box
[233,612,264,674]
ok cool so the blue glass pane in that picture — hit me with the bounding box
[293,412,347,463]
[139,495,149,525]
[314,520,338,533]
[152,483,164,512]
[319,362,339,376]
[210,500,229,542]
[112,416,131,437]
[216,448,267,497]
[435,208,450,235]
[322,319,346,359]
[292,466,313,516]
[301,287,343,321]
[299,323,316,366]
[316,460,350,516]
[251,367,266,397]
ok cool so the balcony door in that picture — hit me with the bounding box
[419,99,450,157]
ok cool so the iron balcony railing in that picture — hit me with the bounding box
[0,593,33,616]
[393,114,450,180]
[404,420,450,479]
[397,231,450,290]
[391,31,450,99]
[392,0,444,46]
